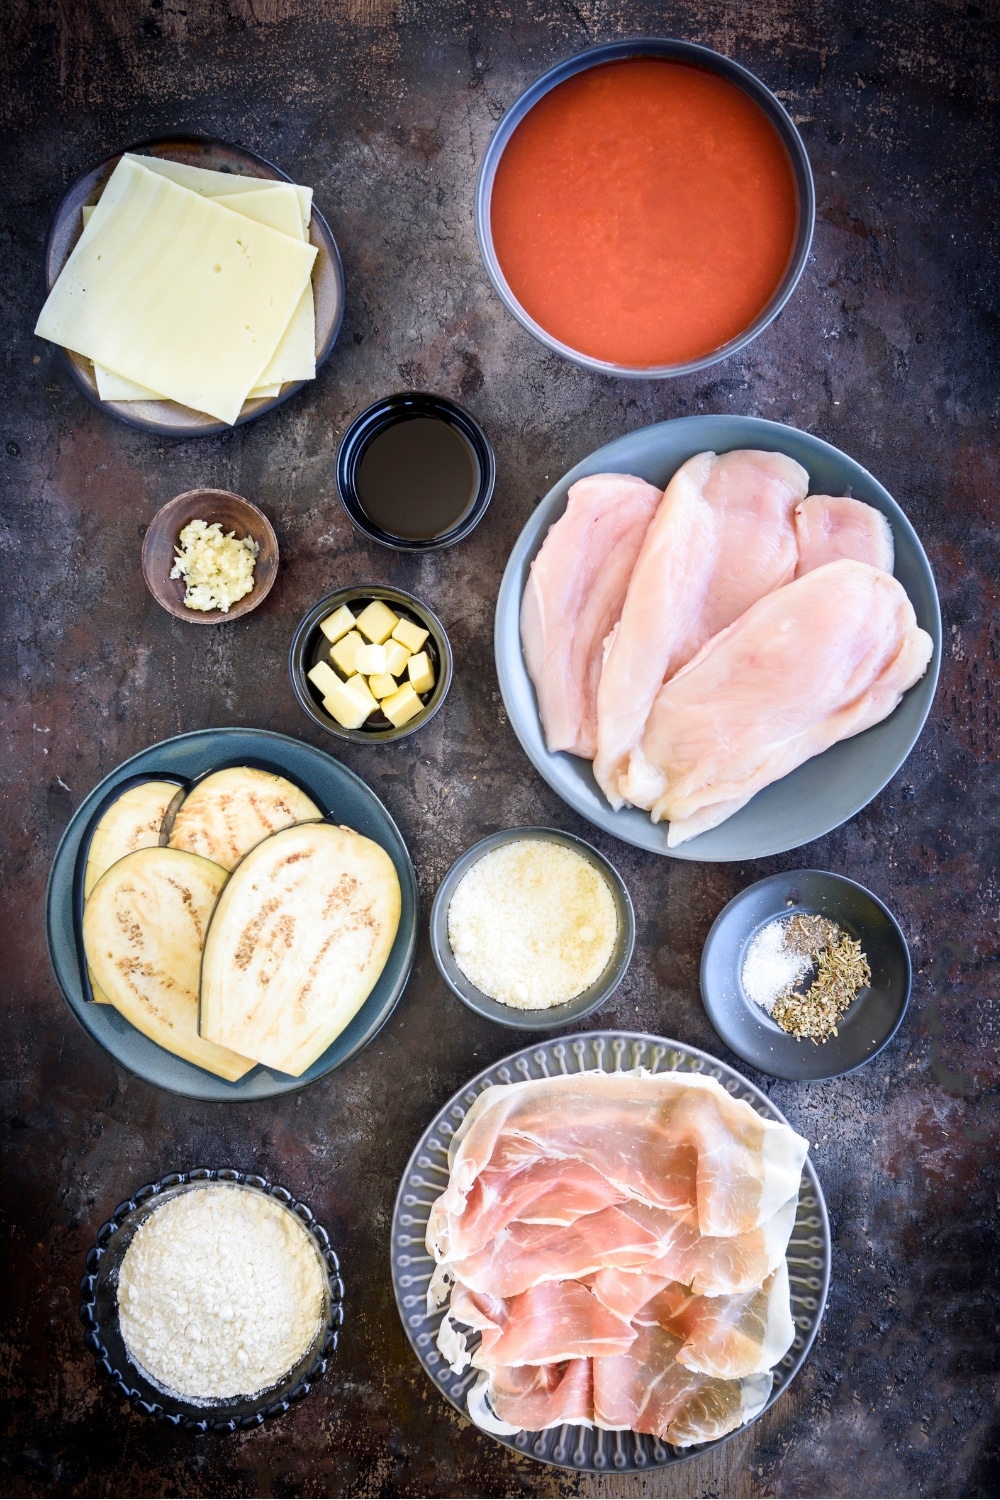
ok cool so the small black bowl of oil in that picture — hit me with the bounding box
[336,392,495,551]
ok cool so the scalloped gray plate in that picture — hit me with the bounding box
[391,1031,830,1472]
[494,415,941,861]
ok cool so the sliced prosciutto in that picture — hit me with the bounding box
[632,559,934,843]
[794,494,894,576]
[592,1324,773,1446]
[428,1070,807,1445]
[520,472,662,758]
[428,1071,808,1254]
[593,449,808,808]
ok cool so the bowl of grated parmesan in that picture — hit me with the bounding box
[80,1167,343,1430]
[142,489,279,624]
[430,827,635,1029]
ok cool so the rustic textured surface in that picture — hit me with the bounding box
[1,2,998,1496]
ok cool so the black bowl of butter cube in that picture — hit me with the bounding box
[289,585,453,743]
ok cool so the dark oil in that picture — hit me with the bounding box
[355,415,480,541]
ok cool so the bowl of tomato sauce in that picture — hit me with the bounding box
[475,38,815,379]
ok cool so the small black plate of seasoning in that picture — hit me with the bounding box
[700,869,911,1081]
[336,392,495,550]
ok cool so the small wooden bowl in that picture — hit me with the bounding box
[142,489,279,624]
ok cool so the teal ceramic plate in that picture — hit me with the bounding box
[494,415,941,861]
[45,728,418,1100]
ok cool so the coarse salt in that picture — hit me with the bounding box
[447,839,618,1009]
[741,919,811,1013]
[117,1183,326,1403]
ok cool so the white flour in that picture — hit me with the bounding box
[117,1183,326,1403]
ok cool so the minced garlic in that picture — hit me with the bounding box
[170,518,258,613]
[117,1184,326,1403]
[447,839,618,1009]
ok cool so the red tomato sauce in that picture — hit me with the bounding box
[490,58,799,368]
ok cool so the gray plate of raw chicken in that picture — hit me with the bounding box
[495,415,941,860]
[391,1032,831,1472]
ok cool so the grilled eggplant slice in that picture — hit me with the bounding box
[83,846,255,1081]
[84,778,182,900]
[166,765,323,871]
[81,777,185,1001]
[200,821,401,1076]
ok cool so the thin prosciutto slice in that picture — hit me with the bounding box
[633,558,934,843]
[520,472,662,758]
[592,1324,772,1445]
[630,1261,795,1379]
[794,494,894,576]
[593,449,808,808]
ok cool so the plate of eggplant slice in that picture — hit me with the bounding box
[46,727,418,1100]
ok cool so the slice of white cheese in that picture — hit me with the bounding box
[92,362,281,402]
[124,155,313,231]
[37,158,316,424]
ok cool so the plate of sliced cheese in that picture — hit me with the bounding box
[45,728,417,1099]
[38,135,344,434]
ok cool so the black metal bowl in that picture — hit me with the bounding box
[289,584,453,743]
[474,38,815,379]
[700,870,911,1081]
[336,392,495,551]
[80,1168,344,1431]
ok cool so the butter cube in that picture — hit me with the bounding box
[391,616,429,654]
[330,629,364,677]
[355,599,399,644]
[354,642,388,676]
[407,651,435,695]
[307,660,341,698]
[382,681,423,728]
[382,638,411,677]
[368,672,398,700]
[322,673,378,730]
[318,604,356,644]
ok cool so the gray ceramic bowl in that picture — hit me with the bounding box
[289,585,453,744]
[429,827,635,1030]
[700,869,911,1081]
[475,38,815,379]
[495,414,941,861]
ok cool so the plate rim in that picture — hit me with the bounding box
[699,867,912,1081]
[45,726,418,1100]
[390,1028,831,1473]
[494,413,942,862]
[39,132,345,436]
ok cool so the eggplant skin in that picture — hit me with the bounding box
[200,821,402,1077]
[167,765,323,871]
[83,779,181,902]
[83,846,256,1082]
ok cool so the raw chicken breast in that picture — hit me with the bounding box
[592,1324,772,1445]
[594,449,808,808]
[795,495,894,576]
[520,472,662,758]
[633,559,934,843]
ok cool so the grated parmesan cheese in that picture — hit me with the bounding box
[117,1183,326,1403]
[170,517,258,613]
[447,839,618,1009]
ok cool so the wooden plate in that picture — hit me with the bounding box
[41,133,345,436]
[142,488,278,624]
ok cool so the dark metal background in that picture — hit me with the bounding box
[0,2,997,1496]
